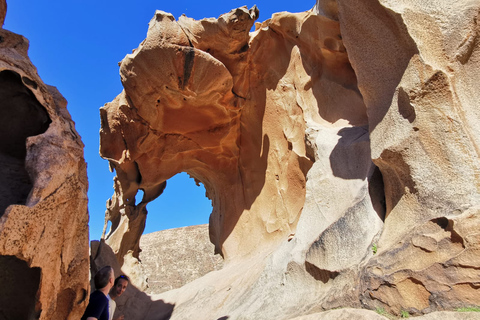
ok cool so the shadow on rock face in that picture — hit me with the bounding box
[0,255,41,319]
[91,240,175,320]
[0,70,51,216]
[330,126,371,181]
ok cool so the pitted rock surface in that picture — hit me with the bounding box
[139,224,223,294]
[0,5,89,319]
[98,1,480,319]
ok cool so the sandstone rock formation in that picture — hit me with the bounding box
[0,3,90,319]
[99,0,480,319]
[139,224,223,294]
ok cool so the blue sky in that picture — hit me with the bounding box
[4,1,312,240]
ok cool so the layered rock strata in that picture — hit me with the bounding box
[0,3,90,319]
[100,0,480,319]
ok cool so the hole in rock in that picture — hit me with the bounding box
[0,70,51,217]
[139,172,221,295]
[105,220,112,236]
[135,189,145,206]
[0,255,41,319]
[369,166,386,222]
[305,261,339,284]
[142,172,212,234]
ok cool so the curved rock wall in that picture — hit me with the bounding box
[100,0,480,319]
[334,0,480,314]
[0,4,90,319]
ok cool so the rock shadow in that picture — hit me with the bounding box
[0,255,41,319]
[335,0,419,131]
[90,240,175,320]
[0,70,51,217]
[330,126,386,221]
[330,126,371,181]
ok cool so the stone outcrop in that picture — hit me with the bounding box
[99,0,480,319]
[139,224,224,294]
[0,3,89,319]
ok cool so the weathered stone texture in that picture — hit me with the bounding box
[99,0,480,319]
[0,7,89,320]
[139,224,223,294]
[289,309,480,320]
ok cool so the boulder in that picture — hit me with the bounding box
[139,224,223,295]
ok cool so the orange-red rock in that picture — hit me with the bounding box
[0,8,89,320]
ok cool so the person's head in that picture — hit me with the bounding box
[111,275,129,299]
[94,266,114,290]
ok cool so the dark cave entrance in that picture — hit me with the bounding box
[0,70,51,217]
[0,255,41,319]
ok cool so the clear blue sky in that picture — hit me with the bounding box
[4,0,312,240]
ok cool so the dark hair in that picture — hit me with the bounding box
[94,266,113,289]
[114,275,129,286]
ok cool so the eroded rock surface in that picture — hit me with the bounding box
[0,4,89,319]
[99,0,480,319]
[139,224,223,294]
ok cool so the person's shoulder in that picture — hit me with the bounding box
[91,290,108,302]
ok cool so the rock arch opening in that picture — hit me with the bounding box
[138,172,221,295]
[0,70,51,216]
[142,172,212,234]
[0,255,41,319]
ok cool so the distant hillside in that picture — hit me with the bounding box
[139,224,224,295]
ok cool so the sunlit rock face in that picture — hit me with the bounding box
[335,0,480,315]
[0,3,89,319]
[139,224,224,295]
[100,0,480,319]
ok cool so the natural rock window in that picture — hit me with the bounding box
[138,172,220,294]
[141,172,212,234]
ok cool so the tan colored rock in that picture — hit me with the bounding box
[361,208,480,314]
[99,1,480,319]
[90,239,175,320]
[139,224,223,294]
[334,0,480,315]
[289,309,480,320]
[287,308,389,320]
[416,311,480,320]
[0,9,89,320]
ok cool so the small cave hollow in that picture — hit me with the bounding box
[368,165,386,222]
[0,70,51,217]
[0,255,41,319]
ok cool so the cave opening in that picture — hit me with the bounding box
[0,255,41,319]
[0,70,51,217]
[142,172,212,235]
